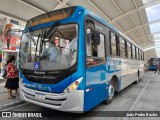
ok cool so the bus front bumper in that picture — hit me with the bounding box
[19,82,84,112]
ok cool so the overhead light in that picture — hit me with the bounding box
[144,46,160,51]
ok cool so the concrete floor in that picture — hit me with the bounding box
[0,80,21,106]
[1,71,160,120]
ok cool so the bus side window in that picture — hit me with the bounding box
[119,37,125,57]
[110,32,117,56]
[137,48,139,60]
[135,47,138,60]
[138,49,140,60]
[127,42,132,59]
[140,50,142,60]
[132,46,135,59]
[86,29,92,56]
[86,28,105,67]
[141,51,143,60]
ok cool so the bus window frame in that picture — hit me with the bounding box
[109,31,119,57]
[84,15,144,62]
[127,42,132,59]
[85,27,106,68]
[119,37,127,58]
[85,17,106,68]
[20,22,80,72]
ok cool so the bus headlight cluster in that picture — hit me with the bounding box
[64,77,83,93]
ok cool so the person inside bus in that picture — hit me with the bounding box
[68,36,77,65]
[92,45,98,57]
[58,39,70,68]
[48,37,61,62]
[41,43,50,61]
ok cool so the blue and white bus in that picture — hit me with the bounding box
[148,58,160,71]
[19,6,144,112]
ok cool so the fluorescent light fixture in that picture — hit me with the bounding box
[144,46,160,51]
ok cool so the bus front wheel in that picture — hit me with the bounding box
[104,83,114,104]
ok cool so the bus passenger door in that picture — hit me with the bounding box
[84,27,107,111]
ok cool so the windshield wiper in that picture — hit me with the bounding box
[44,22,60,38]
[30,34,36,45]
[38,22,60,58]
[39,29,47,57]
[35,34,40,60]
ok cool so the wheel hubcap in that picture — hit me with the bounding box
[137,77,139,82]
[108,85,114,99]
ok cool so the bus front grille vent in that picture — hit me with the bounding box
[22,88,68,107]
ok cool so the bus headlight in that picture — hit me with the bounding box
[64,77,83,93]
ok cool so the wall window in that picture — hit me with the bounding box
[110,32,118,56]
[86,28,105,67]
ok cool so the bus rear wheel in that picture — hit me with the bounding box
[134,72,139,84]
[104,83,114,104]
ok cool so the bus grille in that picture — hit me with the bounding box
[25,75,58,84]
[21,84,69,107]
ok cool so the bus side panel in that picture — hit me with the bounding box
[107,56,144,91]
[120,59,136,90]
[119,59,144,91]
[84,64,107,112]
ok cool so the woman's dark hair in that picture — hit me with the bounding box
[7,55,16,65]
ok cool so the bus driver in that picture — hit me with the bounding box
[48,37,60,62]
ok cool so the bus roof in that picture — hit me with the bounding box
[25,6,143,51]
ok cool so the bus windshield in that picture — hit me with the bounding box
[150,58,160,65]
[20,23,78,71]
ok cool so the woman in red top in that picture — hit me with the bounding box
[5,55,19,99]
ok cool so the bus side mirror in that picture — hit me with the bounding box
[92,30,100,45]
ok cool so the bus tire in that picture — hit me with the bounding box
[104,83,114,104]
[134,72,139,84]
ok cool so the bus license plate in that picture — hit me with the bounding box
[35,93,45,100]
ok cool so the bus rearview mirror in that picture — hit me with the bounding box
[92,30,100,45]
